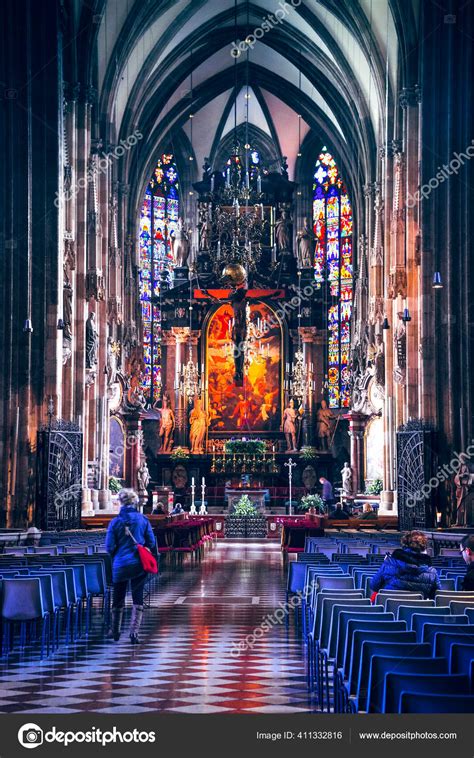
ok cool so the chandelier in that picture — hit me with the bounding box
[176,342,201,403]
[202,146,269,274]
[285,348,314,403]
[175,281,202,403]
[285,271,314,403]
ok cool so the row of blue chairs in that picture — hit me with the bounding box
[287,550,474,713]
[0,553,111,658]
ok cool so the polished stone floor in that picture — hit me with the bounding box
[0,541,318,713]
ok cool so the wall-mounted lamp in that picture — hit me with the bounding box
[23,319,33,333]
[432,271,443,289]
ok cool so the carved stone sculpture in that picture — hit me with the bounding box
[159,396,175,453]
[137,459,150,494]
[275,209,291,252]
[85,312,98,369]
[296,218,315,268]
[189,395,208,454]
[341,462,353,497]
[172,218,190,267]
[316,400,335,450]
[283,399,299,452]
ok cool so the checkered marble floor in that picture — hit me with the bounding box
[0,541,318,713]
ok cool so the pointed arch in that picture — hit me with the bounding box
[312,148,353,408]
[139,153,180,402]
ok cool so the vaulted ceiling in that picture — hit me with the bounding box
[74,0,420,213]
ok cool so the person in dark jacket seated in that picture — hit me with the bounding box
[360,502,377,520]
[460,534,474,590]
[328,505,350,520]
[370,530,440,599]
[105,489,156,644]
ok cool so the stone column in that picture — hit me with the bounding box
[299,326,319,446]
[345,412,366,496]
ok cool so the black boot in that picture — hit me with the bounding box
[107,607,124,642]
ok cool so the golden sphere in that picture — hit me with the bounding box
[221,263,247,287]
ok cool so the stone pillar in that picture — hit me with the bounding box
[124,414,142,492]
[299,326,319,446]
[345,412,366,495]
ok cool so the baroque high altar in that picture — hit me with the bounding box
[106,143,366,514]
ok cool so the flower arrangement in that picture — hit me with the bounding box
[170,447,190,462]
[108,476,122,494]
[224,439,266,456]
[298,494,325,514]
[300,446,318,461]
[365,479,383,495]
[230,495,258,517]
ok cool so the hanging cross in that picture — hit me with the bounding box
[284,457,297,516]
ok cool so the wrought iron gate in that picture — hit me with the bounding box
[36,421,83,530]
[396,420,436,531]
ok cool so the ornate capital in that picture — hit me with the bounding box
[399,85,420,109]
[389,139,403,157]
[298,326,318,343]
[388,268,407,300]
[84,85,97,107]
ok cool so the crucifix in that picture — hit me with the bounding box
[196,286,284,386]
[284,457,297,516]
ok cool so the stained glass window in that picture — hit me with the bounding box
[139,154,180,403]
[312,148,353,408]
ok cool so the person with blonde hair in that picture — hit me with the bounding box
[370,530,440,599]
[360,502,377,520]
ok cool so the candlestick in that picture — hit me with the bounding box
[257,175,262,193]
[210,175,214,192]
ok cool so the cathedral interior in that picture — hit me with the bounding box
[0,0,473,531]
[2,0,474,729]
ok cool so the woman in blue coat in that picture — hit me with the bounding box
[370,530,441,599]
[105,489,156,643]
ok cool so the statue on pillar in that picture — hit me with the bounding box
[283,399,302,452]
[296,218,315,269]
[85,312,98,369]
[341,461,353,497]
[106,337,119,386]
[172,218,191,268]
[158,396,175,453]
[189,395,208,454]
[454,464,471,526]
[137,458,150,497]
[316,400,335,451]
[275,210,291,253]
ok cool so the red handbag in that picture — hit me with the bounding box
[125,525,158,574]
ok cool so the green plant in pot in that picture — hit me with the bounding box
[365,479,383,495]
[109,476,122,494]
[231,495,258,517]
[298,494,325,515]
